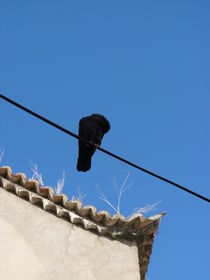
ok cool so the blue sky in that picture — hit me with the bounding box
[0,0,210,279]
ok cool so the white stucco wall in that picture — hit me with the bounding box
[0,188,140,280]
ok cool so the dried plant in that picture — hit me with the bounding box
[97,173,134,214]
[29,159,44,186]
[129,200,162,217]
[29,159,66,195]
[72,187,87,203]
[97,173,161,217]
[0,148,4,163]
[55,170,65,194]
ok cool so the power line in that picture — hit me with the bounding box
[0,93,209,203]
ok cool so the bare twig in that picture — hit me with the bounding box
[97,173,134,214]
[29,159,44,186]
[55,170,65,194]
[0,148,4,163]
[72,187,87,203]
[97,184,118,213]
[116,173,134,213]
[98,173,161,216]
[130,200,162,217]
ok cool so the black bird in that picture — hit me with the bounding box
[77,114,110,172]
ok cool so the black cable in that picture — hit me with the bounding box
[0,93,209,203]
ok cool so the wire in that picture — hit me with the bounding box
[0,93,209,203]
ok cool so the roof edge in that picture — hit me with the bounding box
[0,165,165,280]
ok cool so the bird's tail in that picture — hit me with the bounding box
[77,155,92,172]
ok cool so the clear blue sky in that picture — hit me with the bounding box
[0,1,209,279]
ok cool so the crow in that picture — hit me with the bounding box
[77,114,110,172]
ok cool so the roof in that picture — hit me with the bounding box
[0,166,165,280]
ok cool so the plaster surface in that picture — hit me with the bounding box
[0,188,141,280]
